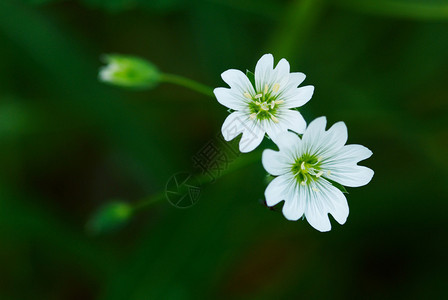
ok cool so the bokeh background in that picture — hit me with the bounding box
[1,0,447,299]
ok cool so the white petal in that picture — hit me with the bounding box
[262,149,291,176]
[302,116,327,153]
[264,120,287,142]
[283,85,314,108]
[255,54,274,91]
[324,121,348,151]
[303,116,327,141]
[304,187,332,232]
[214,87,246,111]
[282,184,306,221]
[269,131,301,155]
[222,112,265,153]
[326,165,374,187]
[221,69,255,94]
[329,144,373,164]
[273,58,290,87]
[265,174,293,207]
[315,179,349,225]
[284,72,306,90]
[322,144,374,187]
[221,111,245,141]
[239,120,265,153]
[279,109,307,134]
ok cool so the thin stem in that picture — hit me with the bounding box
[160,73,214,97]
[131,192,165,213]
[269,0,324,59]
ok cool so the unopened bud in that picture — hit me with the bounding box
[99,54,160,89]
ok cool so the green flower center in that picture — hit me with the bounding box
[291,153,325,186]
[244,83,284,122]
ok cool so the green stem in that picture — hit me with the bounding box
[160,73,214,97]
[269,0,324,59]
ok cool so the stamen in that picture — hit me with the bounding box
[312,187,319,192]
[270,102,275,109]
[317,156,323,162]
[301,181,306,186]
[327,170,331,175]
[272,83,280,93]
[254,93,263,99]
[316,171,324,178]
[300,161,306,170]
[255,101,261,105]
[264,84,269,94]
[274,100,284,105]
[243,92,252,99]
[260,102,269,111]
[271,115,279,123]
[249,113,257,120]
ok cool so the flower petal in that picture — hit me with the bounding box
[265,174,293,207]
[283,85,314,108]
[315,179,349,225]
[263,110,306,144]
[322,144,374,187]
[285,72,306,89]
[326,165,374,187]
[269,130,301,156]
[304,187,332,232]
[282,184,306,221]
[239,120,265,153]
[214,87,247,111]
[272,58,290,87]
[255,54,274,91]
[264,120,286,142]
[302,116,327,153]
[324,121,348,152]
[221,69,255,95]
[262,149,291,176]
[329,144,373,164]
[221,111,245,141]
[279,109,307,134]
[221,112,265,152]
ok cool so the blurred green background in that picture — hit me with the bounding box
[1,0,447,299]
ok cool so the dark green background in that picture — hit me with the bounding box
[1,0,447,299]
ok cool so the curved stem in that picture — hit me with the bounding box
[160,73,214,97]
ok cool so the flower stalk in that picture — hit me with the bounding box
[160,73,214,97]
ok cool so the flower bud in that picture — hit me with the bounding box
[99,54,160,89]
[86,201,132,235]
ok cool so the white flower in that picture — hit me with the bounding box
[262,117,374,232]
[214,54,314,153]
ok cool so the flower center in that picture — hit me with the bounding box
[244,83,284,122]
[291,154,328,189]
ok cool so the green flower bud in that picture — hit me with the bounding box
[86,201,133,235]
[99,54,160,89]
